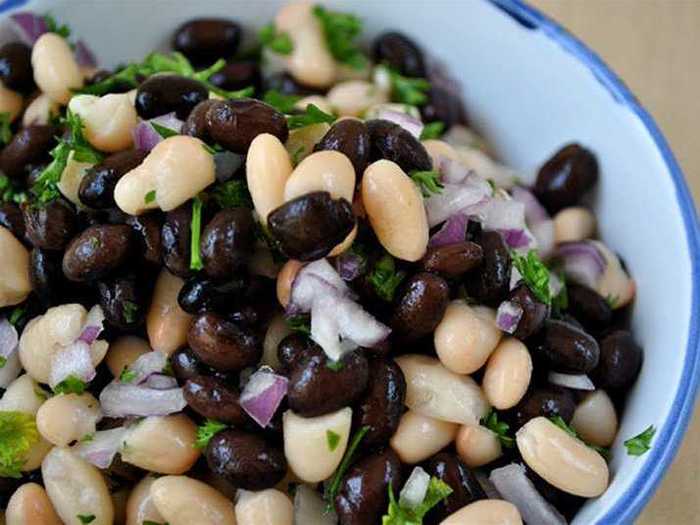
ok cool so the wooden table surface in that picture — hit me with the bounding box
[530,1,700,523]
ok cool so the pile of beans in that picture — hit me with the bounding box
[0,4,644,525]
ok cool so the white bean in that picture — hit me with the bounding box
[276,259,304,308]
[571,390,618,447]
[440,499,522,525]
[395,354,489,425]
[146,270,193,355]
[434,301,502,374]
[553,206,596,243]
[455,424,502,468]
[6,483,62,525]
[105,336,151,378]
[285,122,331,165]
[150,475,236,525]
[0,226,31,308]
[327,80,388,117]
[22,93,59,126]
[516,416,609,497]
[56,150,94,206]
[362,160,429,261]
[31,33,83,104]
[390,410,458,464]
[482,338,532,410]
[0,81,23,122]
[283,407,351,483]
[0,374,45,414]
[262,314,293,369]
[247,133,294,221]
[125,476,165,525]
[235,489,293,525]
[36,393,101,447]
[284,150,356,202]
[68,93,138,152]
[593,240,636,308]
[421,139,460,169]
[22,438,53,472]
[42,447,114,525]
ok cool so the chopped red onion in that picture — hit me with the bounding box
[498,228,531,249]
[78,305,106,345]
[0,318,18,362]
[510,266,523,290]
[335,251,365,281]
[49,341,96,388]
[150,112,183,133]
[8,12,47,44]
[240,368,289,428]
[145,373,178,390]
[496,301,524,334]
[549,272,564,298]
[99,381,186,417]
[490,463,567,525]
[74,39,97,68]
[468,197,528,233]
[511,186,554,255]
[375,109,424,139]
[287,259,353,315]
[214,151,244,182]
[434,155,471,184]
[425,178,491,227]
[548,372,595,391]
[125,351,168,386]
[399,466,430,509]
[554,241,607,289]
[133,121,161,152]
[429,213,468,248]
[0,350,21,389]
[73,427,128,469]
[530,219,555,256]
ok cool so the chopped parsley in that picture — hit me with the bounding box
[211,179,252,209]
[144,190,156,204]
[550,416,610,459]
[44,14,71,38]
[143,521,169,525]
[291,146,306,166]
[326,359,344,372]
[410,170,444,197]
[80,433,95,443]
[605,294,620,309]
[150,122,178,139]
[0,356,5,368]
[0,112,12,145]
[34,386,49,401]
[313,5,367,70]
[480,409,515,448]
[624,425,656,457]
[53,375,87,395]
[286,315,311,335]
[194,419,228,449]
[0,411,39,478]
[259,23,294,55]
[287,103,336,130]
[0,175,27,204]
[325,426,369,510]
[511,249,553,305]
[119,367,137,384]
[368,253,406,302]
[123,300,139,324]
[8,305,25,326]
[77,514,95,524]
[189,196,204,271]
[326,429,341,451]
[379,66,431,106]
[419,121,445,141]
[263,89,301,113]
[382,477,453,525]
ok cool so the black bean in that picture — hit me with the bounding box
[177,275,247,315]
[171,347,206,382]
[335,448,403,525]
[263,72,320,96]
[534,144,599,214]
[267,191,355,261]
[161,203,193,278]
[183,375,248,424]
[209,61,262,93]
[464,230,512,307]
[22,199,77,250]
[288,348,369,417]
[62,224,133,282]
[188,312,261,371]
[353,357,406,447]
[525,466,586,521]
[126,213,163,266]
[277,333,316,374]
[420,85,467,128]
[29,248,63,306]
[513,386,577,428]
[206,429,286,490]
[425,452,486,523]
[201,208,255,280]
[314,119,371,177]
[422,241,483,278]
[135,74,209,120]
[0,42,33,92]
[372,32,426,78]
[97,275,145,329]
[205,99,288,153]
[366,119,432,173]
[566,284,613,333]
[173,18,242,66]
[591,330,642,392]
[508,284,549,340]
[0,202,26,242]
[79,149,147,209]
[181,99,219,142]
[391,272,449,341]
[0,125,56,178]
[537,319,600,373]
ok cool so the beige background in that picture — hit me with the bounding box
[529,1,700,523]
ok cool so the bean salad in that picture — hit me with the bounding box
[0,3,651,525]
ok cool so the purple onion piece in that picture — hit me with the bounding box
[335,251,365,281]
[48,341,97,388]
[498,228,531,249]
[0,318,18,361]
[554,241,607,288]
[0,350,21,389]
[99,381,186,417]
[240,368,289,428]
[375,109,424,139]
[496,301,524,334]
[150,112,183,133]
[429,213,468,248]
[132,121,163,152]
[144,373,178,390]
[74,39,98,68]
[435,155,470,185]
[73,427,128,469]
[9,12,47,44]
[126,351,168,386]
[548,372,595,391]
[511,186,550,224]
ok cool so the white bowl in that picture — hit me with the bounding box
[4,0,699,523]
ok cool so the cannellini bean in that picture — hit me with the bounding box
[395,354,489,425]
[121,415,199,474]
[6,483,62,525]
[36,393,101,447]
[105,336,151,377]
[0,81,23,122]
[571,390,618,447]
[362,160,429,261]
[146,270,193,355]
[125,476,165,525]
[390,410,458,464]
[31,33,83,104]
[421,139,461,168]
[283,408,352,482]
[327,80,388,117]
[150,475,236,525]
[22,438,53,472]
[593,240,636,309]
[482,338,532,410]
[57,151,94,206]
[19,304,108,384]
[440,499,522,525]
[247,133,294,221]
[294,95,333,114]
[455,424,502,468]
[516,416,609,497]
[553,206,596,243]
[284,150,356,202]
[275,2,336,88]
[235,489,293,525]
[276,259,303,308]
[22,93,60,126]
[42,447,114,525]
[68,93,138,152]
[434,301,502,374]
[114,136,215,215]
[262,314,293,369]
[0,374,45,414]
[0,227,31,308]
[285,122,331,165]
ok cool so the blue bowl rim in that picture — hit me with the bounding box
[1,0,699,522]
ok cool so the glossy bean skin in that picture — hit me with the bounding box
[465,230,512,307]
[354,357,406,446]
[537,319,600,373]
[314,119,371,177]
[183,374,248,424]
[0,125,56,178]
[366,119,432,173]
[206,99,288,154]
[566,283,613,333]
[425,452,486,524]
[161,204,194,278]
[29,248,64,306]
[22,199,77,251]
[210,61,262,93]
[533,144,599,214]
[287,347,369,417]
[97,274,146,329]
[268,191,355,261]
[178,276,238,315]
[188,312,261,371]
[0,202,25,243]
[126,213,163,266]
[334,448,403,525]
[135,74,209,120]
[0,42,33,92]
[79,149,148,209]
[181,99,218,142]
[62,224,133,282]
[200,208,255,280]
[513,386,577,428]
[206,429,287,490]
[507,284,548,340]
[277,333,316,373]
[420,86,467,129]
[591,330,643,392]
[372,32,426,77]
[173,19,242,66]
[391,272,449,341]
[171,347,207,383]
[421,241,482,278]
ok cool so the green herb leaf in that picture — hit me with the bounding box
[77,515,96,524]
[368,254,406,302]
[123,301,139,324]
[189,196,204,271]
[194,419,228,449]
[34,386,49,401]
[326,429,341,451]
[325,426,369,510]
[80,433,95,443]
[0,356,5,368]
[0,411,39,478]
[313,6,367,69]
[150,122,179,139]
[380,66,431,106]
[8,306,25,326]
[410,170,444,197]
[143,521,169,525]
[326,359,344,372]
[211,179,253,209]
[44,14,71,38]
[550,416,611,459]
[287,103,336,130]
[480,409,515,448]
[119,367,137,384]
[419,121,445,141]
[291,146,306,166]
[144,190,156,204]
[511,249,552,305]
[286,315,311,335]
[382,477,453,525]
[0,174,27,204]
[263,90,301,113]
[605,294,620,309]
[624,425,656,457]
[53,375,87,395]
[259,23,294,55]
[0,112,12,145]
[552,274,569,312]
